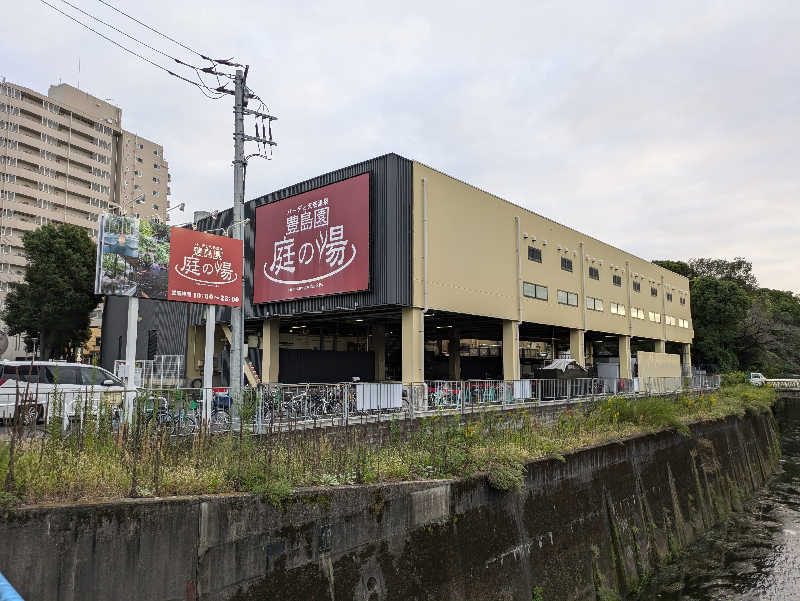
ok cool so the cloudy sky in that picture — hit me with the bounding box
[4,1,798,291]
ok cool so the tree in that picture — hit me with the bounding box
[652,259,695,279]
[689,276,751,371]
[1,224,99,359]
[688,257,758,290]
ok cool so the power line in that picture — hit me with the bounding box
[55,0,228,95]
[95,0,213,63]
[38,0,226,99]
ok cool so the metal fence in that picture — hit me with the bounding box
[0,375,722,436]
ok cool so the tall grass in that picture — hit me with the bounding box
[0,385,775,506]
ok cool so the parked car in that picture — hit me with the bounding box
[749,372,767,386]
[0,361,126,425]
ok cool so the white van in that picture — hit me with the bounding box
[0,361,126,425]
[749,372,767,387]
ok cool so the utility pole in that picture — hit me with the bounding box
[230,67,247,400]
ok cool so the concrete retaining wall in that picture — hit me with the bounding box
[0,411,779,601]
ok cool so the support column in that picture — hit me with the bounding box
[655,339,666,353]
[569,328,585,367]
[261,318,280,383]
[619,335,632,379]
[401,307,424,383]
[681,343,692,377]
[372,324,386,382]
[203,305,215,423]
[502,320,520,381]
[124,297,138,424]
[448,328,461,380]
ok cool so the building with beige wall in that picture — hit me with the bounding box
[155,153,692,388]
[0,78,171,359]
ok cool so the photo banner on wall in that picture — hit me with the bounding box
[94,214,243,307]
[253,173,370,303]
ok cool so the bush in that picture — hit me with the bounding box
[721,372,748,387]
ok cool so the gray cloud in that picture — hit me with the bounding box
[3,0,798,290]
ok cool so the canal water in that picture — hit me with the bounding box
[636,401,800,600]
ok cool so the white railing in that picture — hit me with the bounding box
[0,376,724,435]
[766,379,800,390]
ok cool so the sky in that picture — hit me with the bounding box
[3,0,799,291]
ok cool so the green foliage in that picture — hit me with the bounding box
[652,260,694,279]
[531,586,544,601]
[0,490,20,518]
[137,220,170,270]
[721,372,748,387]
[656,255,800,375]
[0,223,99,359]
[689,257,758,290]
[0,386,775,505]
[690,276,751,371]
[486,460,524,492]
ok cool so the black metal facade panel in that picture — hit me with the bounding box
[100,296,188,374]
[191,153,413,324]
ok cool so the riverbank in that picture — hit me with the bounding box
[0,402,779,601]
[0,384,774,507]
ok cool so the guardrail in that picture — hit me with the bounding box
[0,375,722,436]
[765,379,800,390]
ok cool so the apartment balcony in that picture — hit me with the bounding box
[5,253,28,268]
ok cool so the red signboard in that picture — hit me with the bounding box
[253,173,370,303]
[167,227,243,306]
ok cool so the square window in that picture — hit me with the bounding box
[523,282,548,301]
[568,292,578,306]
[523,282,535,298]
[561,257,573,272]
[589,266,599,280]
[528,246,542,263]
[613,274,622,287]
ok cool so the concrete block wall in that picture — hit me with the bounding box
[0,411,779,601]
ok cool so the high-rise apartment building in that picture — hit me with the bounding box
[0,78,172,359]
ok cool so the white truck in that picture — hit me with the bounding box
[749,372,767,386]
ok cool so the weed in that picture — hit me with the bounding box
[0,385,775,506]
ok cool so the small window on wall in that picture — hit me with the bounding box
[633,281,641,293]
[610,302,626,316]
[558,289,578,306]
[613,274,622,287]
[648,311,661,323]
[632,307,645,320]
[680,297,686,306]
[528,246,542,263]
[561,257,573,272]
[666,292,673,302]
[586,296,603,311]
[588,266,599,280]
[523,282,548,300]
[651,287,658,297]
